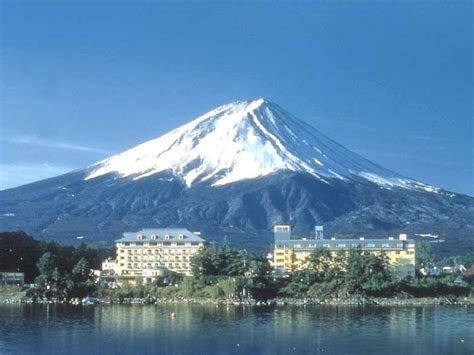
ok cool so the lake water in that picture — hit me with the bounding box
[0,304,472,354]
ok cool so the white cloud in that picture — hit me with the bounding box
[4,135,112,155]
[0,162,74,190]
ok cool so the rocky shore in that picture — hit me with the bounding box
[1,294,473,306]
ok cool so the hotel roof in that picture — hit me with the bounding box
[274,238,414,250]
[115,228,205,243]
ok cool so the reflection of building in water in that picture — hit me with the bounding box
[95,304,243,337]
[272,225,415,279]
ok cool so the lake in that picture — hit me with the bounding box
[0,304,472,354]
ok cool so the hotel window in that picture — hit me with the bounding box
[337,244,346,248]
[367,243,376,248]
[382,243,389,248]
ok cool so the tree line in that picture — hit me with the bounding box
[1,231,472,301]
[101,245,276,301]
[279,247,393,298]
[0,231,113,289]
[104,244,472,301]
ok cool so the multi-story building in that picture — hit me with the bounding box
[272,225,415,279]
[114,228,206,282]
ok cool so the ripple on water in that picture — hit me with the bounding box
[0,304,473,354]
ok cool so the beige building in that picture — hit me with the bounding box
[272,225,415,279]
[114,228,206,282]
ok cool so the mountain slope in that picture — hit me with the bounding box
[0,99,472,255]
[85,99,436,191]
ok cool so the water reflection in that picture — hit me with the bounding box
[0,304,472,354]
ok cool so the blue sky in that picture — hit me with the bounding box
[1,1,472,195]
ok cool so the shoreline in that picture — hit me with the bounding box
[1,295,473,306]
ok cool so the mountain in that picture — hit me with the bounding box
[0,99,472,255]
[86,99,437,191]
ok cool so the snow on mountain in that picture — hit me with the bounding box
[85,98,438,192]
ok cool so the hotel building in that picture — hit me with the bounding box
[114,228,205,282]
[272,225,415,279]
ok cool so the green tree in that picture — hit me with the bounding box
[52,267,61,286]
[180,277,195,297]
[219,278,237,298]
[191,246,220,276]
[191,245,267,278]
[64,257,96,298]
[327,250,346,281]
[224,249,248,276]
[344,247,367,292]
[35,252,55,287]
[363,253,392,291]
[308,247,332,282]
[415,242,434,270]
[205,284,223,299]
[72,257,90,283]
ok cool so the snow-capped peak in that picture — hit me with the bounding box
[85,99,438,192]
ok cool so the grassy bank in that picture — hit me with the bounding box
[0,286,28,303]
